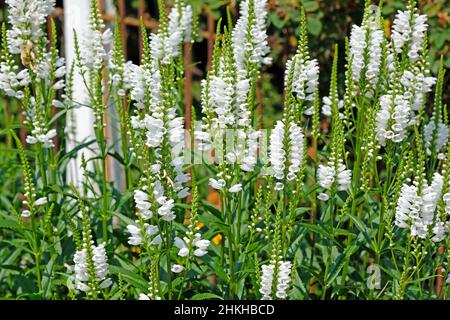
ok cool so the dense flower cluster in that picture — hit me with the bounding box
[26,128,56,148]
[5,0,55,55]
[285,55,319,103]
[391,9,427,62]
[395,173,447,241]
[321,96,344,117]
[269,120,304,190]
[348,8,384,89]
[0,63,30,98]
[73,243,111,292]
[79,28,113,72]
[232,0,271,71]
[424,121,449,156]
[259,261,292,300]
[376,94,412,146]
[317,159,352,201]
[259,264,274,300]
[151,0,193,64]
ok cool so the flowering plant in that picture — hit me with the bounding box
[0,0,449,300]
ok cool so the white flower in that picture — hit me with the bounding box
[285,56,319,102]
[375,95,392,146]
[317,193,329,201]
[443,191,450,216]
[0,62,30,98]
[100,278,112,289]
[79,28,112,71]
[395,173,444,240]
[151,1,193,65]
[395,183,421,229]
[127,225,142,246]
[432,218,448,243]
[180,4,193,42]
[348,11,384,87]
[322,96,344,117]
[178,247,189,257]
[171,264,185,273]
[134,190,148,202]
[241,130,261,172]
[424,121,449,154]
[5,0,56,54]
[229,184,243,193]
[157,197,176,222]
[92,243,109,281]
[317,165,335,190]
[21,210,31,218]
[287,124,304,181]
[408,14,427,61]
[337,162,352,191]
[391,10,428,62]
[144,115,165,148]
[147,225,159,236]
[76,282,91,292]
[139,293,150,300]
[318,160,351,192]
[366,28,384,87]
[269,121,304,184]
[34,197,48,206]
[391,10,411,52]
[376,94,412,146]
[209,178,226,190]
[412,173,444,239]
[26,128,57,148]
[151,235,162,245]
[193,237,210,257]
[349,25,366,83]
[73,243,110,291]
[35,52,66,82]
[276,261,292,299]
[232,0,271,72]
[134,190,153,220]
[400,70,436,111]
[260,264,275,300]
[269,121,286,181]
[274,182,284,191]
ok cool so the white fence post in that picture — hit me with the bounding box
[63,0,96,189]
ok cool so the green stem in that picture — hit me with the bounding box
[165,223,173,299]
[30,213,42,295]
[223,191,235,298]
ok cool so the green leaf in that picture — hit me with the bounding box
[200,200,223,219]
[434,32,446,49]
[346,214,374,248]
[0,239,33,255]
[298,222,342,248]
[326,245,359,285]
[57,139,96,166]
[307,18,322,36]
[198,212,229,234]
[47,109,67,126]
[303,1,319,12]
[42,255,57,298]
[0,218,28,232]
[269,12,286,29]
[190,292,223,300]
[114,211,136,227]
[109,265,149,291]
